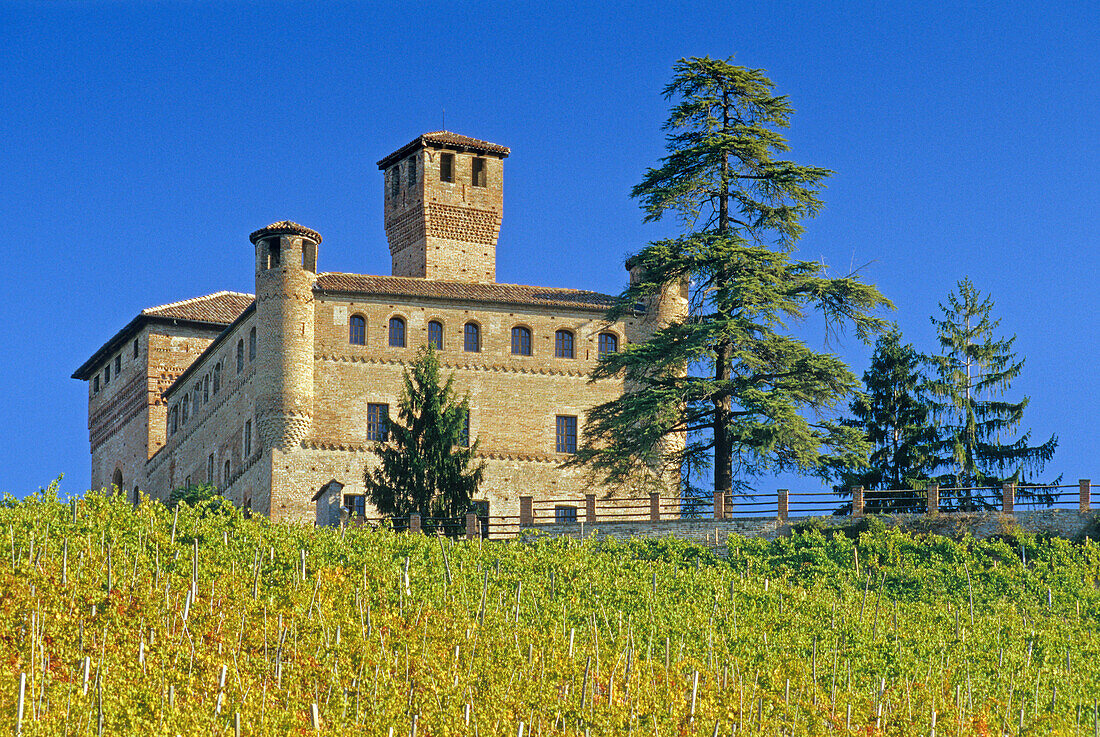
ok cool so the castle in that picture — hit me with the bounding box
[73,132,686,522]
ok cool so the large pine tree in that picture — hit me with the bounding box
[925,278,1057,508]
[573,56,891,504]
[838,328,937,512]
[365,346,485,532]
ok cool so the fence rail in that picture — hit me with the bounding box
[336,479,1094,540]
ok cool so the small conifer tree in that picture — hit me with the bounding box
[365,346,485,534]
[925,278,1057,508]
[837,328,937,512]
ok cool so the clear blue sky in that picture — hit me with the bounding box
[1,1,1097,500]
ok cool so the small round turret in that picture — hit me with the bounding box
[251,221,321,450]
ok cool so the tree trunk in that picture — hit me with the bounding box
[714,339,732,508]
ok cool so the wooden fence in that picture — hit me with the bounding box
[339,479,1094,540]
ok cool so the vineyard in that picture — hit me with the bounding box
[3,488,1100,735]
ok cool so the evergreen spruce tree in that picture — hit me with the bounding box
[365,346,485,534]
[838,328,937,512]
[925,278,1057,509]
[574,56,891,505]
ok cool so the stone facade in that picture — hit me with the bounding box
[74,132,687,522]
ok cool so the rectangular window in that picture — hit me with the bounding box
[207,454,215,484]
[267,238,281,268]
[440,153,454,183]
[114,355,121,375]
[236,340,244,374]
[556,415,578,454]
[390,165,401,196]
[367,403,389,442]
[459,410,470,447]
[407,156,417,186]
[224,460,231,486]
[345,494,367,518]
[93,376,100,394]
[104,364,110,385]
[249,327,257,361]
[598,333,619,356]
[555,505,578,524]
[472,157,486,187]
[244,420,252,457]
[203,375,209,403]
[133,339,139,359]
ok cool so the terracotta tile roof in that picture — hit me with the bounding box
[142,291,255,324]
[377,131,510,169]
[73,291,254,380]
[315,273,614,312]
[249,221,322,245]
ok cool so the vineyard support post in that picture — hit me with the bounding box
[519,496,533,527]
[713,489,725,520]
[466,513,477,540]
[1003,483,1014,515]
[649,493,660,522]
[852,486,864,518]
[585,494,596,523]
[778,489,788,522]
[1081,479,1091,514]
[409,514,421,535]
[927,484,939,515]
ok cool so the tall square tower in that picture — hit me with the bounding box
[377,132,509,284]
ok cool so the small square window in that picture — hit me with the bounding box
[556,415,578,454]
[555,505,577,524]
[345,494,367,518]
[472,157,486,187]
[440,153,454,183]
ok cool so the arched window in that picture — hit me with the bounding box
[249,326,257,360]
[388,316,406,347]
[555,329,575,359]
[428,320,444,350]
[169,405,178,435]
[224,460,231,486]
[213,362,221,394]
[349,315,366,345]
[511,326,532,356]
[182,395,190,425]
[112,468,123,495]
[203,375,209,403]
[236,339,245,374]
[464,322,481,352]
[598,332,619,357]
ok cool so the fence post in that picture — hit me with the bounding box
[519,496,533,527]
[713,489,725,520]
[466,512,477,541]
[927,484,939,515]
[1002,482,1014,515]
[1080,479,1091,514]
[851,486,864,518]
[409,513,421,535]
[778,489,789,522]
[650,492,661,522]
[585,494,597,524]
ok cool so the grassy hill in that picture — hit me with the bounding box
[2,487,1100,735]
